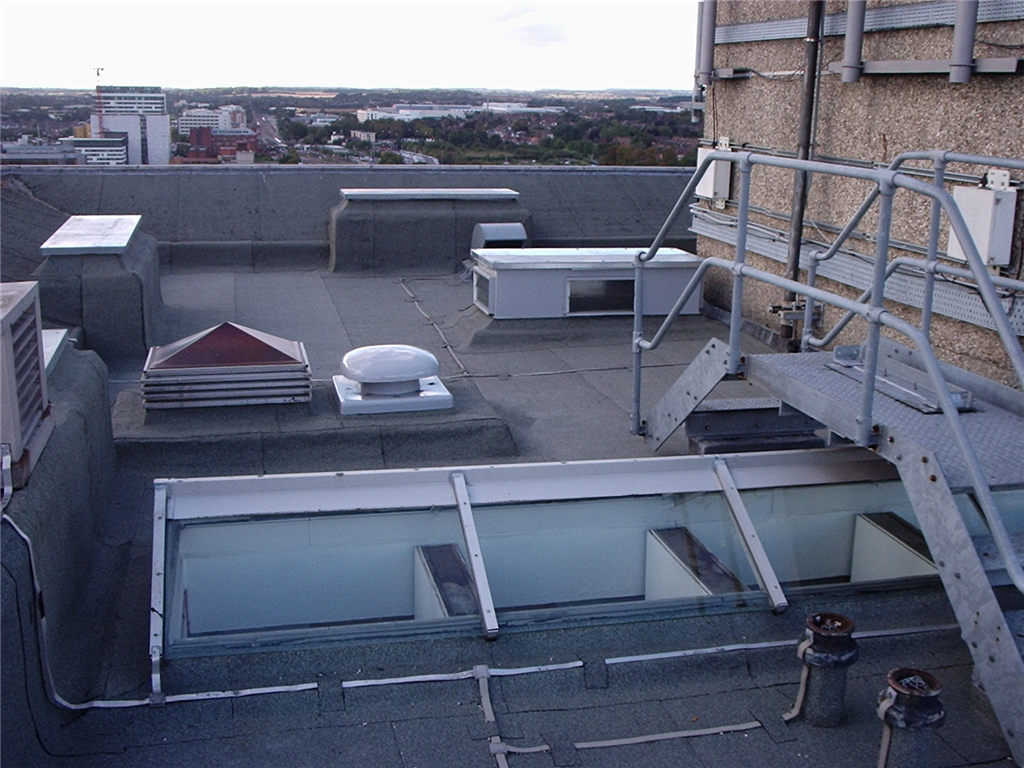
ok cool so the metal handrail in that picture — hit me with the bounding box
[804,255,1024,351]
[639,254,1024,597]
[805,151,1024,344]
[632,150,1024,597]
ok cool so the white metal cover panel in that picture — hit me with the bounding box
[39,214,141,255]
[341,188,519,201]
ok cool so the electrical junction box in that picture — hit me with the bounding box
[947,184,1017,266]
[695,146,731,200]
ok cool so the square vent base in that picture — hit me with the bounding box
[332,375,453,415]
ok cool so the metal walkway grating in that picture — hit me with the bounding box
[745,350,1024,491]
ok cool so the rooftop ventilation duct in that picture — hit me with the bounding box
[141,322,311,408]
[0,282,54,486]
[471,222,529,250]
[333,344,453,415]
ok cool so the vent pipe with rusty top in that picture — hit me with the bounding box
[876,668,945,768]
[783,612,859,727]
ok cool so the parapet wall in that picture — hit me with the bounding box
[2,165,696,273]
[1,347,119,708]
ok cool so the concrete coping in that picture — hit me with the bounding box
[0,281,38,317]
[471,247,701,270]
[339,188,519,201]
[42,329,70,376]
[39,215,141,255]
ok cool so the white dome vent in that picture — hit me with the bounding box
[333,344,453,415]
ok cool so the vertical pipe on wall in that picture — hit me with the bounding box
[949,0,978,83]
[782,1,825,342]
[694,1,705,94]
[841,0,867,83]
[697,0,717,89]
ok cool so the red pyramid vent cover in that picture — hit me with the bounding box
[148,322,304,369]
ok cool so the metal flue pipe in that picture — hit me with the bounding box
[782,1,825,341]
[696,0,717,89]
[949,0,978,83]
[842,0,867,83]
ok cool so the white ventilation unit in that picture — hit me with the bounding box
[471,222,529,250]
[1,282,54,487]
[471,248,703,319]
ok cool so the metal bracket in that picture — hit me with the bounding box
[827,347,974,413]
[450,471,499,639]
[149,484,167,700]
[644,338,731,450]
[770,300,822,326]
[712,458,788,613]
[1,444,12,511]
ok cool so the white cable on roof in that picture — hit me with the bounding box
[342,669,477,689]
[575,719,763,749]
[489,661,584,676]
[2,514,320,711]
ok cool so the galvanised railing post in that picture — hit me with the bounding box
[631,255,646,434]
[801,251,821,350]
[856,178,895,446]
[727,154,753,375]
[921,157,947,340]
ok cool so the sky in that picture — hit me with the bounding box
[0,0,699,92]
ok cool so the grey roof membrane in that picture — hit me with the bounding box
[2,262,1015,767]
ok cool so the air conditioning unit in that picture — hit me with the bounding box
[1,282,54,487]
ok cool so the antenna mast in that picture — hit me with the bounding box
[94,67,104,137]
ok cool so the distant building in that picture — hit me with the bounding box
[90,85,171,165]
[357,104,473,122]
[308,113,336,127]
[57,135,129,165]
[351,130,376,142]
[211,128,257,161]
[481,102,565,115]
[357,103,564,123]
[187,127,258,163]
[93,85,166,115]
[0,144,86,165]
[178,105,247,132]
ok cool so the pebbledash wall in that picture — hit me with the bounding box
[696,0,1024,385]
[2,164,697,275]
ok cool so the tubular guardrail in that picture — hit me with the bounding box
[804,152,1024,347]
[631,150,1024,597]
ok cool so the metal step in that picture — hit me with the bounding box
[1006,609,1024,659]
[643,338,730,450]
[744,348,1024,491]
[877,432,1024,764]
[973,532,1024,588]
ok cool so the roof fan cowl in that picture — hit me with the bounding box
[334,344,452,415]
[341,344,439,395]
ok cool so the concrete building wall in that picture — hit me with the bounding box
[90,113,171,165]
[144,114,171,165]
[698,1,1024,384]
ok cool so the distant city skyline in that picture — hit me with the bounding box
[0,1,700,92]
